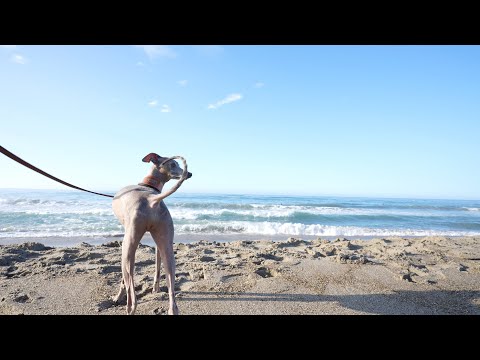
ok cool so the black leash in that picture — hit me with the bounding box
[0,145,114,198]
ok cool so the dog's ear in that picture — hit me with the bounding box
[142,153,162,165]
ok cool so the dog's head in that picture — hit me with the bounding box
[142,153,192,180]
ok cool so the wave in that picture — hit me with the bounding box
[4,221,478,238]
[169,202,256,210]
[0,198,81,206]
[0,204,433,218]
[21,208,113,216]
[0,196,112,216]
[0,222,123,238]
[170,201,480,212]
[3,206,476,219]
[2,192,479,239]
[175,221,480,237]
[0,209,113,216]
[3,195,479,217]
[167,205,470,221]
[0,230,125,238]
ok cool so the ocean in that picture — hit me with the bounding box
[1,188,479,246]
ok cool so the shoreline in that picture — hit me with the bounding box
[1,236,479,315]
[1,233,477,248]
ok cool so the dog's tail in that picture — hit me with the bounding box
[151,156,189,205]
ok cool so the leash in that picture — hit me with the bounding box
[0,145,114,198]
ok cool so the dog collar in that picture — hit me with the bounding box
[139,176,161,191]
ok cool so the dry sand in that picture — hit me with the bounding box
[1,236,479,315]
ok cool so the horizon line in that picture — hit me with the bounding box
[0,187,478,202]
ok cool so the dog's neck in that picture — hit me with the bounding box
[140,167,170,191]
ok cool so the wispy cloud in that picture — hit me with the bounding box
[135,45,177,59]
[11,54,27,64]
[1,46,28,65]
[254,82,265,88]
[148,100,158,107]
[207,93,243,110]
[177,79,188,87]
[136,61,145,67]
[161,104,171,113]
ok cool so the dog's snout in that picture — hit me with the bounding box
[187,172,192,179]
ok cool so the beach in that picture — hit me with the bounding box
[2,45,480,316]
[1,236,479,315]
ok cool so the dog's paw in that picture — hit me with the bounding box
[168,305,179,315]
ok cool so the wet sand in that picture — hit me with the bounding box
[1,236,479,315]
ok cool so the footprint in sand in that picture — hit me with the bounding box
[200,256,215,262]
[254,266,282,278]
[257,253,284,262]
[255,267,272,278]
[13,293,30,303]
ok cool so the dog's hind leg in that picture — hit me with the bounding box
[121,225,144,315]
[162,242,179,315]
[152,246,162,293]
[151,231,179,315]
[113,280,126,304]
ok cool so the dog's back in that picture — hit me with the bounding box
[113,185,170,231]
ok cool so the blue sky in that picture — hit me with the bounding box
[0,45,479,199]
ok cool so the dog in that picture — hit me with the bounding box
[111,153,192,315]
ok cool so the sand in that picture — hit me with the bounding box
[1,236,479,315]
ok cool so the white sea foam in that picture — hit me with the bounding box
[1,195,465,219]
[5,218,477,238]
[0,231,125,238]
[175,221,480,237]
[22,208,113,216]
[0,223,124,238]
[0,196,112,216]
[168,205,444,220]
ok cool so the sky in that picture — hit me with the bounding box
[0,45,479,199]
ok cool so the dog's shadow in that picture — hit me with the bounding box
[182,289,480,315]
